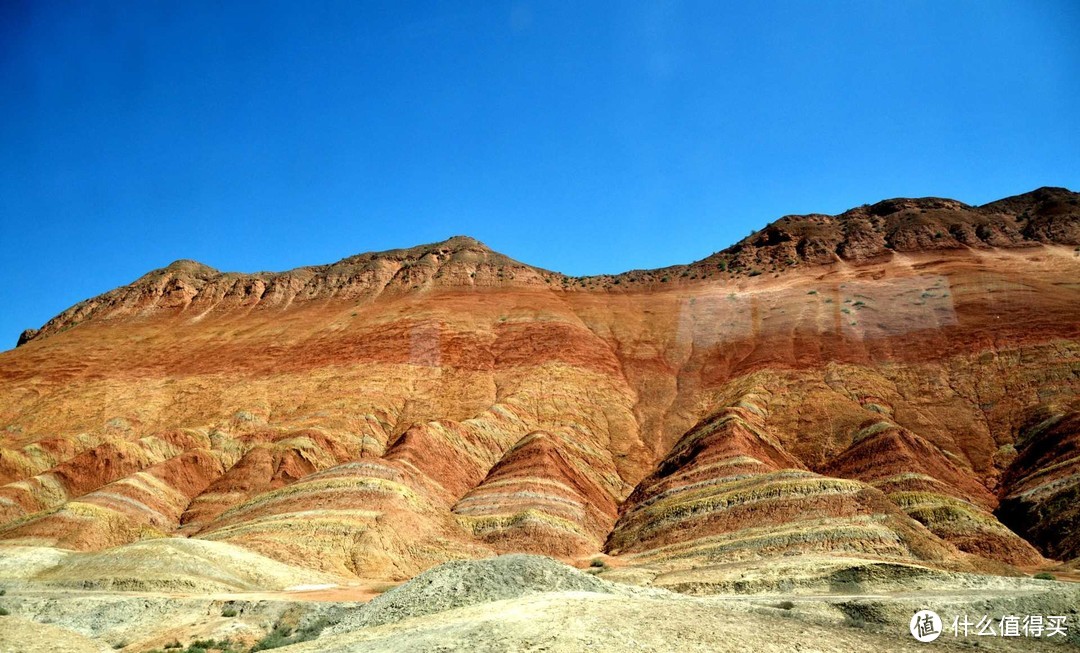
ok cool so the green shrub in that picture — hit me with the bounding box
[251,628,293,652]
[1033,572,1056,581]
[0,607,9,616]
[294,618,332,642]
[164,643,182,650]
[251,620,334,652]
[589,558,607,568]
[221,607,238,618]
[184,640,232,653]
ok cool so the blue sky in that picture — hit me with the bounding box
[2,1,1078,348]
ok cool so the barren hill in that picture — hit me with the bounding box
[1,187,1078,581]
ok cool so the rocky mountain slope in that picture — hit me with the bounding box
[1,186,1078,581]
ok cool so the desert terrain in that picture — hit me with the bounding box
[1,187,1078,651]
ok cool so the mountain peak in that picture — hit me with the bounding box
[332,234,507,268]
[440,235,489,248]
[692,186,1080,273]
[15,187,1079,348]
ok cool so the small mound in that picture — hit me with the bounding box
[334,554,612,630]
[0,616,106,653]
[28,538,340,592]
[0,545,71,580]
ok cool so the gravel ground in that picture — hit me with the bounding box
[328,554,616,632]
[287,590,1077,653]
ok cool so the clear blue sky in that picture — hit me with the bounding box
[2,1,1078,348]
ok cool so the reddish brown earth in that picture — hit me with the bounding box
[1,186,1078,580]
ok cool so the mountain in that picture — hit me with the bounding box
[1,187,1078,580]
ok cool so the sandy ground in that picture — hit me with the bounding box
[1,553,1077,652]
[0,616,110,653]
[278,590,1076,653]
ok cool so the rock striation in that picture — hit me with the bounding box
[1,187,1078,579]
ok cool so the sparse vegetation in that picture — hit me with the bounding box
[221,607,238,617]
[149,641,236,653]
[251,617,332,651]
[257,626,291,650]
[589,558,608,569]
[0,607,8,616]
[807,290,817,295]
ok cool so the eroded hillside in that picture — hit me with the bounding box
[1,187,1078,580]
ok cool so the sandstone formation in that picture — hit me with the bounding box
[997,403,1080,561]
[1,187,1078,582]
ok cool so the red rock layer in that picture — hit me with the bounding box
[606,392,960,567]
[452,428,625,556]
[823,423,1045,566]
[997,404,1080,562]
[0,188,1077,579]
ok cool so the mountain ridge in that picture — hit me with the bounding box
[15,186,1080,348]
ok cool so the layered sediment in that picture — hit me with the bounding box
[1,187,1078,579]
